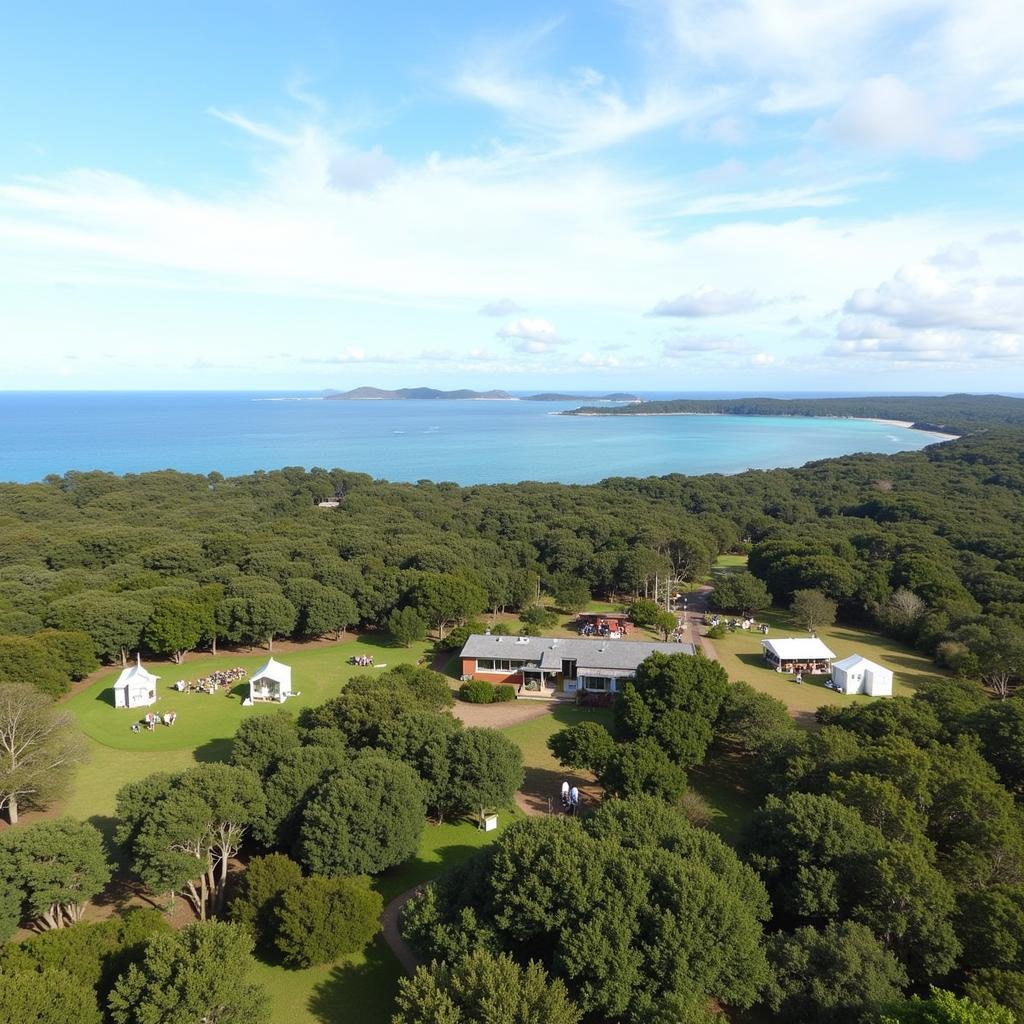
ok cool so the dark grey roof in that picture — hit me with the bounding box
[460,634,695,672]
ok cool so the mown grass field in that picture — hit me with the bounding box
[707,605,948,716]
[66,637,432,753]
[49,634,521,1024]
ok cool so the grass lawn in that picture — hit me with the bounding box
[374,811,520,903]
[251,935,401,1024]
[708,605,949,716]
[65,637,432,755]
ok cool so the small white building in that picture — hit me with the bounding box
[761,637,837,674]
[831,654,893,697]
[249,658,293,703]
[113,657,159,709]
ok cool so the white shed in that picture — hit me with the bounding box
[831,654,893,697]
[113,656,159,709]
[249,658,293,703]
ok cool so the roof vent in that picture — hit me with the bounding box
[516,636,530,644]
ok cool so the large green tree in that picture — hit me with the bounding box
[115,763,264,919]
[298,752,426,876]
[393,949,583,1024]
[107,921,269,1024]
[274,874,382,967]
[0,683,86,824]
[0,818,110,931]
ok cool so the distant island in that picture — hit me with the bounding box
[522,392,640,403]
[561,393,1024,436]
[324,387,640,402]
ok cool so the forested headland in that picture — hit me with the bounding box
[565,392,1024,435]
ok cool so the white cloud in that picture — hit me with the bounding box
[831,261,1024,363]
[496,316,567,353]
[328,146,395,192]
[827,76,975,159]
[750,352,775,366]
[478,297,524,317]
[708,115,747,145]
[843,264,1024,332]
[647,288,761,317]
[663,334,745,355]
[577,351,624,368]
[928,242,980,269]
[985,229,1024,245]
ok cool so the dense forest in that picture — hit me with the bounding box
[1,399,1024,1022]
[566,393,1024,434]
[1,409,1023,694]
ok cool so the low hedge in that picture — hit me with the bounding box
[459,679,517,704]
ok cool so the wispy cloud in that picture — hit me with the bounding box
[647,288,762,317]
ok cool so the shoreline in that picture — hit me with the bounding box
[566,409,961,440]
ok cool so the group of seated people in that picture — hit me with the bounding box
[174,667,247,694]
[131,710,177,732]
[349,654,375,666]
[705,614,769,634]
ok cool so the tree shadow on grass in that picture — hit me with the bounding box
[308,936,402,1024]
[521,766,599,816]
[375,840,482,904]
[193,736,234,763]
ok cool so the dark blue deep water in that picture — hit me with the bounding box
[0,391,952,485]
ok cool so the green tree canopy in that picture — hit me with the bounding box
[298,752,426,876]
[274,874,382,967]
[107,921,269,1024]
[393,949,583,1024]
[0,817,110,931]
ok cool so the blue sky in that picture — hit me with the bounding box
[1,0,1023,390]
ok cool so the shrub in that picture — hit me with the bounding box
[229,854,303,949]
[521,605,558,629]
[492,684,516,703]
[460,678,498,704]
[444,621,487,651]
[274,875,382,968]
[706,624,727,639]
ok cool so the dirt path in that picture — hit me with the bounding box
[682,585,719,660]
[380,885,423,977]
[451,698,554,729]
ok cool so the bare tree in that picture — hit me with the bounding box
[0,683,87,824]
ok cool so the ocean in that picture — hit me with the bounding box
[0,391,950,485]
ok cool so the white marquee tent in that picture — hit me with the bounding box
[248,658,293,703]
[831,654,893,697]
[761,637,836,673]
[113,656,159,709]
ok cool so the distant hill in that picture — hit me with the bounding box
[325,387,514,401]
[523,392,641,402]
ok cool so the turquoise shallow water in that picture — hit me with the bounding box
[0,392,948,485]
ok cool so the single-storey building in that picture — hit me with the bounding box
[831,654,893,697]
[113,657,159,709]
[761,637,836,675]
[248,658,293,703]
[460,633,695,698]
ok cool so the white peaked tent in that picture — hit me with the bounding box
[249,658,293,703]
[113,656,159,709]
[832,654,894,697]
